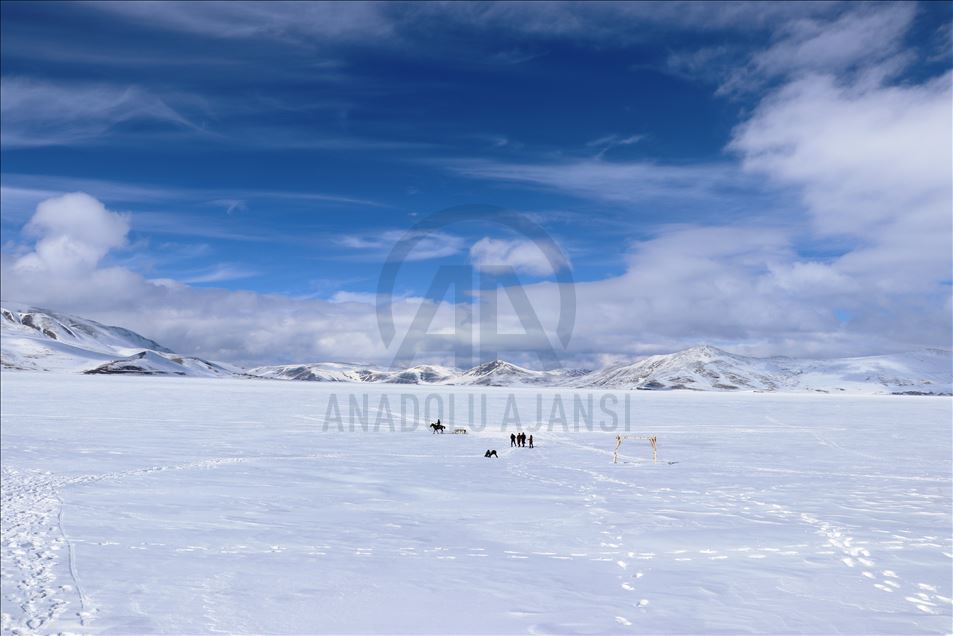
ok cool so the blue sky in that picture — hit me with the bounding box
[1,2,951,367]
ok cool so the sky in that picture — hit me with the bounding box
[1,1,951,368]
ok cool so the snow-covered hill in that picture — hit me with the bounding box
[450,359,590,386]
[246,362,459,384]
[247,359,585,387]
[573,345,952,395]
[1,305,234,377]
[84,350,234,377]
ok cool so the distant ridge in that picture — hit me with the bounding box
[2,304,950,395]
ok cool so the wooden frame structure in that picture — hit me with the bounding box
[613,434,657,464]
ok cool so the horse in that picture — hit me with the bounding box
[430,422,446,434]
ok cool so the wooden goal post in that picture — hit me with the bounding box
[613,434,657,464]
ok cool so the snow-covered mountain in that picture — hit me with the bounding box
[3,305,949,394]
[246,362,459,384]
[1,305,235,377]
[2,305,171,354]
[247,359,587,387]
[253,347,950,394]
[449,360,589,386]
[573,345,952,395]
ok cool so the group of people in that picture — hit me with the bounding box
[510,432,533,448]
[484,432,535,458]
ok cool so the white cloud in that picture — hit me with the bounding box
[585,133,644,148]
[87,2,839,47]
[15,193,129,273]
[181,264,258,284]
[88,1,394,44]
[2,191,949,368]
[3,5,950,366]
[210,199,248,215]
[750,4,916,82]
[585,133,646,159]
[731,69,953,293]
[0,78,201,148]
[666,5,918,94]
[448,158,747,205]
[1,193,465,366]
[337,230,465,261]
[469,237,569,277]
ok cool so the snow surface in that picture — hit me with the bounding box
[1,372,951,634]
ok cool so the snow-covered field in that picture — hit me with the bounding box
[2,373,951,635]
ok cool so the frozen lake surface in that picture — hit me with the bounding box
[1,373,951,634]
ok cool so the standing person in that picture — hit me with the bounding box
[528,435,534,448]
[510,433,517,447]
[518,432,525,447]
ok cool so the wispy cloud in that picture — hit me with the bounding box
[1,174,386,216]
[447,157,752,205]
[0,77,206,148]
[86,2,841,48]
[180,263,259,284]
[337,230,465,261]
[585,133,645,159]
[86,1,396,45]
[209,199,248,216]
[585,133,643,148]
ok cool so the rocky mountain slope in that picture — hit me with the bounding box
[1,305,233,377]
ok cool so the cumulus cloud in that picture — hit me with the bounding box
[1,193,464,366]
[469,237,569,277]
[15,193,130,273]
[2,189,949,369]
